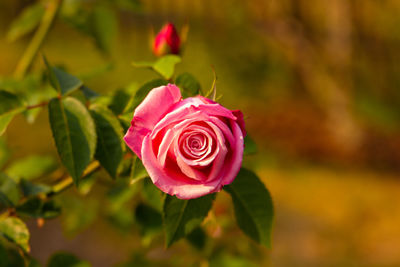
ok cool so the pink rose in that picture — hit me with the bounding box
[153,23,181,56]
[124,84,245,199]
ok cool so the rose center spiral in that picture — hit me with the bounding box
[178,125,217,162]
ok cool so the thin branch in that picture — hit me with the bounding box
[48,161,101,196]
[14,0,62,79]
[26,101,49,110]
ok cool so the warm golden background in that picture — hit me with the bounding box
[1,0,400,266]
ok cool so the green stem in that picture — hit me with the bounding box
[26,101,49,109]
[14,0,62,79]
[49,161,100,196]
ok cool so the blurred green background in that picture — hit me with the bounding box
[1,0,400,266]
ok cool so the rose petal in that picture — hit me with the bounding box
[142,135,223,199]
[232,109,246,136]
[124,84,181,158]
[219,121,244,185]
[151,98,236,139]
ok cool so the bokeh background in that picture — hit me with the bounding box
[1,0,400,266]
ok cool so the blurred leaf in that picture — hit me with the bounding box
[80,86,100,101]
[176,72,201,97]
[131,61,153,68]
[115,252,154,267]
[78,63,114,81]
[135,203,162,233]
[7,3,45,42]
[117,113,131,132]
[16,198,61,219]
[90,105,124,178]
[0,90,25,136]
[29,258,42,267]
[48,97,96,185]
[163,194,215,247]
[0,137,10,169]
[107,205,134,231]
[243,135,257,155]
[224,168,274,248]
[186,227,206,250]
[0,174,20,208]
[47,252,91,267]
[76,173,97,195]
[0,237,26,267]
[115,0,141,11]
[130,157,148,182]
[0,74,54,124]
[117,157,133,178]
[123,79,169,114]
[61,196,98,236]
[153,55,181,79]
[0,217,30,253]
[108,89,130,116]
[107,181,137,211]
[44,57,83,96]
[210,253,258,267]
[89,6,117,53]
[132,55,181,80]
[0,193,13,212]
[19,179,51,197]
[5,155,56,182]
[141,178,162,212]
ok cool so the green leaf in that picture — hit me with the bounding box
[0,174,20,208]
[48,97,97,185]
[53,68,83,96]
[130,156,148,182]
[135,203,162,232]
[16,198,61,219]
[47,252,91,267]
[123,79,169,114]
[153,55,181,79]
[243,135,257,155]
[28,258,42,267]
[7,3,45,42]
[0,238,26,267]
[163,194,215,247]
[19,179,52,197]
[186,227,206,250]
[60,195,98,236]
[0,90,25,135]
[80,86,99,101]
[176,73,202,97]
[210,253,258,267]
[107,181,138,211]
[44,57,83,95]
[90,105,124,178]
[0,138,10,170]
[115,0,141,11]
[108,89,130,116]
[5,155,56,182]
[132,55,181,80]
[0,217,30,252]
[141,178,162,211]
[224,168,274,248]
[89,6,117,53]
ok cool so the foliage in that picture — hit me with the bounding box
[0,1,274,266]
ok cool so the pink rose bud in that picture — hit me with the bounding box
[153,23,181,56]
[124,84,246,199]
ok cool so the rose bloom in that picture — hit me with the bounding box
[153,23,181,56]
[124,84,245,199]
